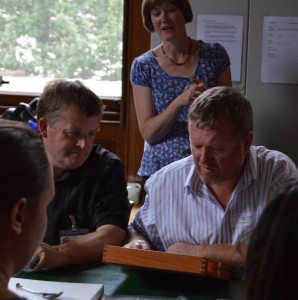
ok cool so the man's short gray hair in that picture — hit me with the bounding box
[188,86,253,139]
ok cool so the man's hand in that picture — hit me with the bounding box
[29,225,127,271]
[167,242,198,255]
[29,242,64,271]
[123,239,151,250]
[123,228,153,250]
[167,242,247,267]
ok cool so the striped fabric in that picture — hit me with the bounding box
[131,146,298,251]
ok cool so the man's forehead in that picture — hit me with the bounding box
[189,119,236,140]
[190,118,232,130]
[53,108,101,128]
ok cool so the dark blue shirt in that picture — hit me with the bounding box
[43,145,130,245]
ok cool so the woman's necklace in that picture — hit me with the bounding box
[161,37,192,66]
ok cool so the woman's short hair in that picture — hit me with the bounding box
[0,119,51,210]
[245,177,298,300]
[142,0,193,32]
[37,79,104,126]
[188,86,253,140]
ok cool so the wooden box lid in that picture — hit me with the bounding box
[103,245,231,281]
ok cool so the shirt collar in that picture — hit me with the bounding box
[246,146,257,179]
[184,163,202,194]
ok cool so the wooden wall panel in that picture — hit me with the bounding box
[124,0,150,182]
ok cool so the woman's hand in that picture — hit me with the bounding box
[132,80,210,144]
[178,80,209,106]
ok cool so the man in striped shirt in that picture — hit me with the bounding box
[125,86,297,266]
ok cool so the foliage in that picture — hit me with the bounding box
[0,0,123,80]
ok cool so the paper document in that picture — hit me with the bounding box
[261,16,298,84]
[197,14,244,82]
[103,296,186,300]
[8,277,104,300]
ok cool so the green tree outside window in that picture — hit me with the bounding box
[0,0,123,97]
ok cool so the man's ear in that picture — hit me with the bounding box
[244,131,253,154]
[10,198,28,235]
[38,117,49,138]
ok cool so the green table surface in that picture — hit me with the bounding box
[16,263,246,300]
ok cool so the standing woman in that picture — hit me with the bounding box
[131,0,232,183]
[0,119,54,299]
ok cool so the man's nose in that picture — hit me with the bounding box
[199,148,212,163]
[76,136,87,148]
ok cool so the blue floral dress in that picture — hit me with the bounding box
[130,40,230,176]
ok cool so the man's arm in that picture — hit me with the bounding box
[123,228,153,250]
[167,242,247,267]
[30,224,126,271]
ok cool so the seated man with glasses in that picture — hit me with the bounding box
[30,79,130,271]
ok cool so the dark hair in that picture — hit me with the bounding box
[37,79,104,125]
[142,0,193,32]
[188,86,253,140]
[245,177,298,300]
[0,119,51,209]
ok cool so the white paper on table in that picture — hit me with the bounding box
[8,277,104,300]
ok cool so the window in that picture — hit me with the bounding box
[0,0,124,100]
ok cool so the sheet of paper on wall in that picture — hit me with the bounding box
[261,16,298,84]
[196,14,244,82]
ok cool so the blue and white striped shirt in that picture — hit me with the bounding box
[131,146,298,251]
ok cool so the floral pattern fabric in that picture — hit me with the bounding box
[130,40,230,176]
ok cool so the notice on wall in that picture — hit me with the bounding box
[261,16,298,84]
[197,14,243,82]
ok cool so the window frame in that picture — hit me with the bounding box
[0,0,151,182]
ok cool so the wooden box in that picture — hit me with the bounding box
[103,246,231,281]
